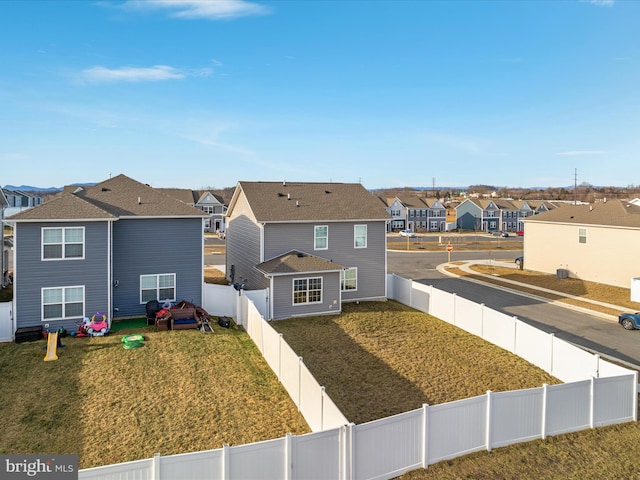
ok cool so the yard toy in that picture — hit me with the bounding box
[43,330,65,361]
[88,312,109,336]
[121,334,144,349]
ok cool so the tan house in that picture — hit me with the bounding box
[523,199,640,289]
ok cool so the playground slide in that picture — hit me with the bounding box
[44,331,59,362]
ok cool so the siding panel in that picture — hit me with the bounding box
[112,218,202,317]
[14,222,109,331]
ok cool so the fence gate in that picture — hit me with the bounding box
[0,301,13,342]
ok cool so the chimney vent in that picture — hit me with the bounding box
[138,197,141,205]
[287,193,291,200]
[283,180,286,186]
[296,201,299,207]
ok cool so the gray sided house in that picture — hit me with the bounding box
[10,174,207,333]
[158,188,227,233]
[225,181,391,320]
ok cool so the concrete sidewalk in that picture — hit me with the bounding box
[437,259,628,322]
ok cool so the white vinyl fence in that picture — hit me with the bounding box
[0,301,12,342]
[74,276,638,479]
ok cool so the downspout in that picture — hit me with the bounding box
[107,220,113,327]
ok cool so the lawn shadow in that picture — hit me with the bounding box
[272,301,454,424]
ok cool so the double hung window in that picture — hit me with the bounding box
[140,274,176,303]
[42,286,84,320]
[293,277,322,304]
[42,227,84,260]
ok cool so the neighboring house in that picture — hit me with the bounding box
[524,199,640,289]
[159,189,227,233]
[2,188,44,218]
[456,198,557,233]
[225,181,390,320]
[10,174,208,333]
[383,196,448,232]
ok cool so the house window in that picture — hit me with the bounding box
[42,286,84,320]
[341,268,357,291]
[314,225,328,250]
[140,274,176,303]
[293,277,322,304]
[579,228,587,244]
[354,225,367,248]
[42,227,84,260]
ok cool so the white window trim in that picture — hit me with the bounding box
[354,224,367,248]
[341,268,358,292]
[314,225,328,250]
[140,273,176,304]
[293,277,323,305]
[41,226,85,261]
[41,285,85,321]
[578,228,587,244]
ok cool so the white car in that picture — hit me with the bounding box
[399,229,416,238]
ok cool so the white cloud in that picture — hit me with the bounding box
[79,65,188,84]
[586,0,614,6]
[555,150,608,156]
[122,0,271,20]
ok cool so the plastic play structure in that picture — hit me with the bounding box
[72,313,109,337]
[44,331,62,362]
[87,312,109,336]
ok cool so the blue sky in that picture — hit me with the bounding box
[1,0,639,190]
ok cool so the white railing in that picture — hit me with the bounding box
[71,276,638,479]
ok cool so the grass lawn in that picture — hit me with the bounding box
[271,301,560,424]
[456,263,640,315]
[2,281,639,477]
[0,323,309,469]
[271,301,640,479]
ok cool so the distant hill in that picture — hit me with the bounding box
[3,185,62,193]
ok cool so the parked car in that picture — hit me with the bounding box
[516,231,524,236]
[501,232,509,237]
[515,256,524,267]
[618,312,640,330]
[399,229,416,238]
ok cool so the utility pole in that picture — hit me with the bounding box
[573,168,578,205]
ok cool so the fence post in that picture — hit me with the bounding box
[152,453,160,480]
[320,386,325,430]
[298,356,303,412]
[634,371,639,422]
[594,354,600,378]
[549,333,555,376]
[589,377,595,429]
[421,403,429,469]
[428,285,433,315]
[285,433,293,480]
[485,390,493,452]
[222,444,230,480]
[278,333,284,380]
[541,384,548,440]
[480,303,485,338]
[346,423,355,480]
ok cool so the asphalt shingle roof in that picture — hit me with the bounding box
[524,199,640,228]
[231,181,391,223]
[10,174,207,221]
[256,250,344,275]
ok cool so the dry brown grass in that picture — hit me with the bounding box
[270,301,640,479]
[0,326,309,469]
[453,264,640,315]
[271,301,559,424]
[204,266,228,285]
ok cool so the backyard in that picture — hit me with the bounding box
[1,296,639,477]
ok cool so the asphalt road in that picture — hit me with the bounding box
[388,250,640,369]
